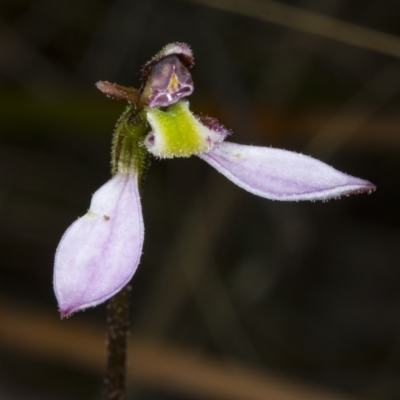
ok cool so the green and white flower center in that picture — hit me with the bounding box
[144,100,226,158]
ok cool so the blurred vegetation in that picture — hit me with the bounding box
[0,1,399,399]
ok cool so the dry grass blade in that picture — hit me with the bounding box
[185,0,400,58]
[0,299,364,400]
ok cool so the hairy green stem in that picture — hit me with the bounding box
[104,104,149,400]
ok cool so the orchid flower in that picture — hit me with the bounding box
[54,43,375,318]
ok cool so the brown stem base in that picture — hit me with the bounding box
[104,285,131,400]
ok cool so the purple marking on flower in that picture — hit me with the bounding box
[198,141,375,201]
[144,55,194,107]
[196,114,231,140]
[146,132,155,146]
[54,172,144,318]
[142,42,193,86]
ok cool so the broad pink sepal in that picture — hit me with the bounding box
[54,172,144,318]
[199,142,375,201]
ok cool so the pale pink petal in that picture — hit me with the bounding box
[199,142,375,201]
[54,172,144,317]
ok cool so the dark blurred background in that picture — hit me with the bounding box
[0,0,399,399]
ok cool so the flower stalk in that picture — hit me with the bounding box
[105,101,149,400]
[104,284,131,400]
